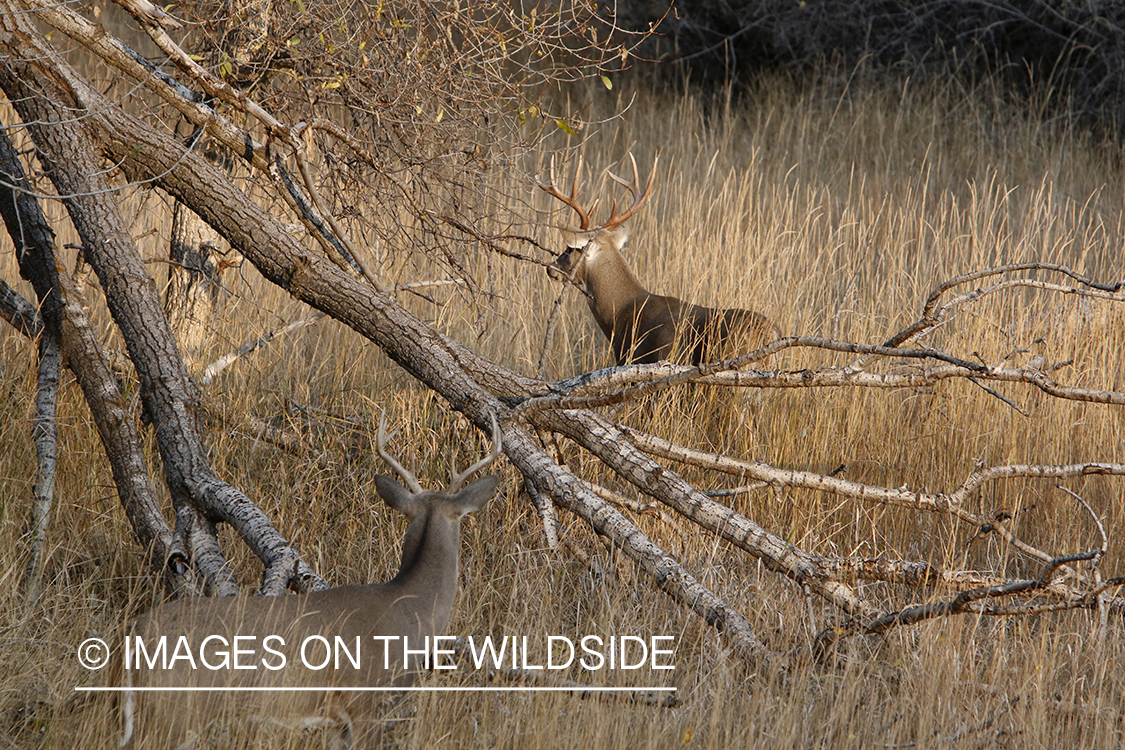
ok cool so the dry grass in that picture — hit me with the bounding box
[2,72,1124,748]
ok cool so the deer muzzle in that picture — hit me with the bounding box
[548,247,578,281]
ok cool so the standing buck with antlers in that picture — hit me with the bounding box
[540,155,779,366]
[113,415,501,748]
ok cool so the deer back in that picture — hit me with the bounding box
[686,305,782,366]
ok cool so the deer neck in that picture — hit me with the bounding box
[388,511,460,633]
[583,245,649,334]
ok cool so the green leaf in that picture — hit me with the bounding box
[600,75,612,90]
[554,119,575,137]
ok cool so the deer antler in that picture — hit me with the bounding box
[604,153,657,230]
[537,155,598,231]
[449,412,502,492]
[377,411,424,494]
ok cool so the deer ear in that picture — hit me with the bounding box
[452,475,499,517]
[374,475,419,515]
[608,225,629,251]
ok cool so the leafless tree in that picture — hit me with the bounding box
[0,0,1122,667]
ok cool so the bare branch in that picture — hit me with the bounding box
[200,313,327,387]
[22,312,59,605]
[535,344,1125,407]
[538,289,566,379]
[860,552,1121,634]
[541,410,881,618]
[621,425,1125,575]
[881,263,1125,353]
[0,275,41,338]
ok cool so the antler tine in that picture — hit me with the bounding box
[569,154,579,206]
[566,156,603,224]
[377,411,424,495]
[608,152,641,193]
[537,155,595,230]
[448,412,502,493]
[604,153,657,229]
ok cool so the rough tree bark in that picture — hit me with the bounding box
[0,23,325,597]
[0,129,190,592]
[0,0,1121,667]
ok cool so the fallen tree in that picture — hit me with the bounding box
[0,0,1122,669]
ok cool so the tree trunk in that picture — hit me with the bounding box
[0,128,189,591]
[0,23,325,596]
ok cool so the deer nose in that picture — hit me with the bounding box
[547,249,574,280]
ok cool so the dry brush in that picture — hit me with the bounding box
[0,0,1122,701]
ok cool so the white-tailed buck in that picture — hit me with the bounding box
[113,415,501,748]
[540,155,779,365]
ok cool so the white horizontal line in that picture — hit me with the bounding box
[77,688,675,697]
[76,686,676,693]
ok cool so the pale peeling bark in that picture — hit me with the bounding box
[540,410,879,618]
[503,424,772,659]
[23,314,59,604]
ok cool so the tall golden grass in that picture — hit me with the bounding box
[1,72,1123,747]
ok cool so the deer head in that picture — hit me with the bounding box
[538,153,656,289]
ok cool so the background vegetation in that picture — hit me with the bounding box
[626,0,1125,138]
[2,54,1123,746]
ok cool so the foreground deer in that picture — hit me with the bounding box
[540,155,779,365]
[113,415,501,748]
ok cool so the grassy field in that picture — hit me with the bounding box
[2,71,1124,748]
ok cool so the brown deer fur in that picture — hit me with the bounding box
[542,156,779,366]
[112,418,501,748]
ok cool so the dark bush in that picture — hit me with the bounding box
[616,0,1125,135]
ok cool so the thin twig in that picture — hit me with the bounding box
[537,289,566,379]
